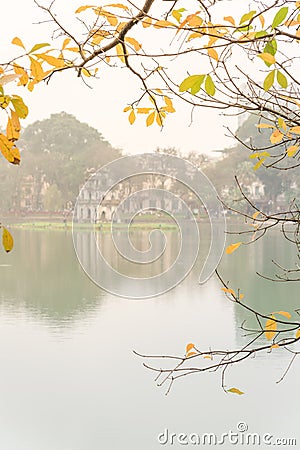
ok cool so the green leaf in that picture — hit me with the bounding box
[179,74,205,95]
[11,95,29,119]
[263,70,275,91]
[227,387,245,395]
[272,7,288,29]
[29,43,50,54]
[205,75,215,96]
[255,30,268,38]
[277,70,288,88]
[240,10,256,25]
[264,39,277,56]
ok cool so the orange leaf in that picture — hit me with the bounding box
[186,351,197,358]
[273,311,291,319]
[125,37,142,51]
[12,37,25,49]
[265,315,277,341]
[224,16,235,26]
[221,287,236,296]
[270,129,284,144]
[186,343,195,353]
[207,48,219,61]
[142,17,152,28]
[146,111,155,127]
[128,109,136,125]
[153,20,174,29]
[259,53,276,64]
[290,126,300,134]
[225,242,242,254]
[286,145,299,157]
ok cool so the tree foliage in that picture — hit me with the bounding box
[0,0,299,392]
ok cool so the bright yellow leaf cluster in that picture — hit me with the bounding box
[123,95,175,127]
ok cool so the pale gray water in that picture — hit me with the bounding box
[0,228,298,450]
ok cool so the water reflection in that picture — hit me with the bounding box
[0,227,298,450]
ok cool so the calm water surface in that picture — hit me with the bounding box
[0,228,298,450]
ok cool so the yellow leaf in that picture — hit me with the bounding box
[239,293,245,300]
[156,112,163,126]
[256,123,275,129]
[81,68,91,77]
[10,109,21,133]
[271,344,280,349]
[2,228,14,253]
[75,5,94,14]
[164,96,175,113]
[188,32,203,41]
[0,95,11,109]
[289,126,300,134]
[11,95,28,119]
[224,16,235,26]
[116,44,125,63]
[296,329,300,339]
[13,64,29,86]
[252,211,260,219]
[203,355,213,360]
[253,158,266,170]
[277,117,287,130]
[227,387,244,395]
[125,37,142,51]
[186,351,197,358]
[188,15,203,27]
[36,53,65,68]
[146,111,155,127]
[142,17,152,28]
[207,48,219,61]
[0,133,14,163]
[270,129,284,144]
[186,343,195,353]
[10,147,21,165]
[94,8,118,26]
[62,38,71,50]
[259,53,276,65]
[265,315,277,340]
[137,108,151,114]
[287,145,299,157]
[259,14,265,28]
[128,109,136,125]
[106,3,129,10]
[29,57,45,82]
[65,47,80,53]
[123,106,131,112]
[225,242,242,254]
[153,20,174,29]
[273,311,291,319]
[221,287,236,296]
[12,37,25,49]
[6,117,19,141]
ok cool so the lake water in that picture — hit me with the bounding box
[0,227,299,449]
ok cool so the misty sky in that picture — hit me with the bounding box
[1,0,242,155]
